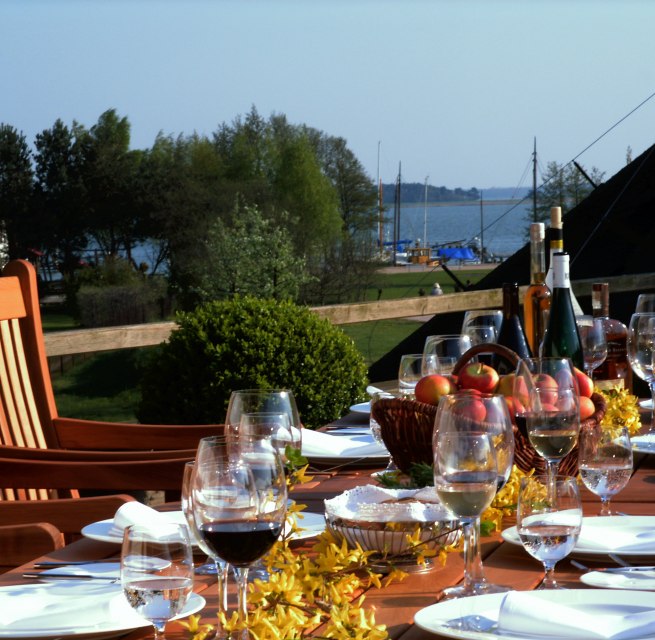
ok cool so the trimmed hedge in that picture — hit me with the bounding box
[137,296,368,429]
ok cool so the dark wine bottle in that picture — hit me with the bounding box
[541,252,584,370]
[494,282,532,373]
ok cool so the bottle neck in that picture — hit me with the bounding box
[592,283,610,318]
[552,252,570,290]
[502,283,520,319]
[549,228,564,261]
[530,231,546,285]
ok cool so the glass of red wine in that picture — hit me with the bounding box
[192,436,287,635]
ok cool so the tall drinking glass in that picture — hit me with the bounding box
[423,334,472,375]
[578,426,633,516]
[398,354,424,396]
[627,313,655,435]
[517,475,582,589]
[433,393,511,599]
[514,357,580,493]
[121,523,194,639]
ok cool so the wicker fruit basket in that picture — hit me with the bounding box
[371,343,606,475]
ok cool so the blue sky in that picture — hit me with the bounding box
[2,0,655,190]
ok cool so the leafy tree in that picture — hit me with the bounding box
[527,160,605,229]
[33,118,88,274]
[0,125,34,260]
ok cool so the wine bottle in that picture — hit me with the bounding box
[494,282,532,373]
[544,206,584,316]
[541,252,584,370]
[591,282,632,391]
[523,222,551,356]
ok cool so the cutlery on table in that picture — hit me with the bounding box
[33,559,119,567]
[571,560,655,573]
[22,571,119,580]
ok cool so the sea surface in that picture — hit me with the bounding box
[387,198,533,259]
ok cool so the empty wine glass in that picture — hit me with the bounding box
[423,334,472,375]
[578,426,633,516]
[627,313,655,435]
[576,315,608,378]
[517,475,582,589]
[514,357,580,492]
[193,439,286,634]
[433,393,512,599]
[398,354,423,396]
[463,324,497,347]
[121,523,194,639]
[635,294,655,313]
[462,309,503,337]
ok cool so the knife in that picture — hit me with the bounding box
[23,572,119,580]
[33,559,119,567]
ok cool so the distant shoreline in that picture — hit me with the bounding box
[391,198,525,208]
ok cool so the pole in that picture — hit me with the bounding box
[533,137,538,222]
[423,175,429,246]
[480,191,484,263]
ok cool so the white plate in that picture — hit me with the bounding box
[581,569,655,591]
[349,401,371,414]
[640,399,653,410]
[503,516,655,557]
[414,589,655,640]
[82,511,325,544]
[0,582,204,638]
[632,434,655,454]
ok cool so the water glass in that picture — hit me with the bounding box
[398,354,423,396]
[635,294,655,313]
[461,310,503,337]
[578,426,633,516]
[517,475,582,589]
[121,523,194,639]
[423,334,472,375]
[369,390,398,474]
[627,313,655,434]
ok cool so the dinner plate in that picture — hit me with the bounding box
[503,516,655,557]
[82,511,325,544]
[639,399,653,410]
[349,401,371,414]
[414,589,655,640]
[0,581,204,638]
[581,568,655,591]
[632,434,655,454]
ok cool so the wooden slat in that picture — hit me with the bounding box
[0,277,26,322]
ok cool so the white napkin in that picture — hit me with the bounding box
[498,591,655,640]
[301,428,388,458]
[0,583,118,630]
[112,501,168,533]
[577,522,655,553]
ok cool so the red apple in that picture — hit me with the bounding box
[534,373,558,405]
[512,376,530,407]
[574,367,594,398]
[579,395,595,421]
[415,374,456,406]
[451,394,487,422]
[458,363,500,394]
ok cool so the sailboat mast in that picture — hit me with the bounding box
[532,137,538,222]
[423,175,429,246]
[480,191,484,262]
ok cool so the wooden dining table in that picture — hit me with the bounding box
[4,411,655,640]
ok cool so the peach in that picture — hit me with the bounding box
[415,374,456,406]
[579,395,596,421]
[574,367,594,398]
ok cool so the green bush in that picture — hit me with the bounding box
[137,296,368,429]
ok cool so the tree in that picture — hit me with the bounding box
[526,160,605,231]
[0,125,34,260]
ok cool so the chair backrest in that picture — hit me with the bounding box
[0,260,59,452]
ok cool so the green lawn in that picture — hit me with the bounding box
[47,265,494,421]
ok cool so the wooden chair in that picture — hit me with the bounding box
[0,522,65,571]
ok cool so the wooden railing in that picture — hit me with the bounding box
[43,273,655,358]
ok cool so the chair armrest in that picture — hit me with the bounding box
[0,522,65,569]
[53,417,224,451]
[0,495,135,539]
[0,444,197,462]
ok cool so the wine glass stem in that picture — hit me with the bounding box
[649,380,655,435]
[462,518,486,590]
[152,621,166,639]
[546,460,559,503]
[218,560,228,620]
[600,497,612,517]
[541,560,558,588]
[233,566,250,630]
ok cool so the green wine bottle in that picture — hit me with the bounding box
[541,252,584,369]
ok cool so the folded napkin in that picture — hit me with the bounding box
[112,501,168,533]
[498,591,655,640]
[301,428,388,458]
[577,522,655,553]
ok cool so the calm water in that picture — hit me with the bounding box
[387,199,533,259]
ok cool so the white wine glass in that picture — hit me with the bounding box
[433,396,501,599]
[517,475,582,589]
[193,439,287,635]
[121,523,194,639]
[635,294,655,313]
[576,315,608,378]
[514,357,580,493]
[225,389,302,455]
[423,334,472,375]
[461,309,503,337]
[578,426,633,516]
[627,313,655,435]
[398,353,423,396]
[463,324,497,347]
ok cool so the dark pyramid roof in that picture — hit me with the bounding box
[368,143,655,383]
